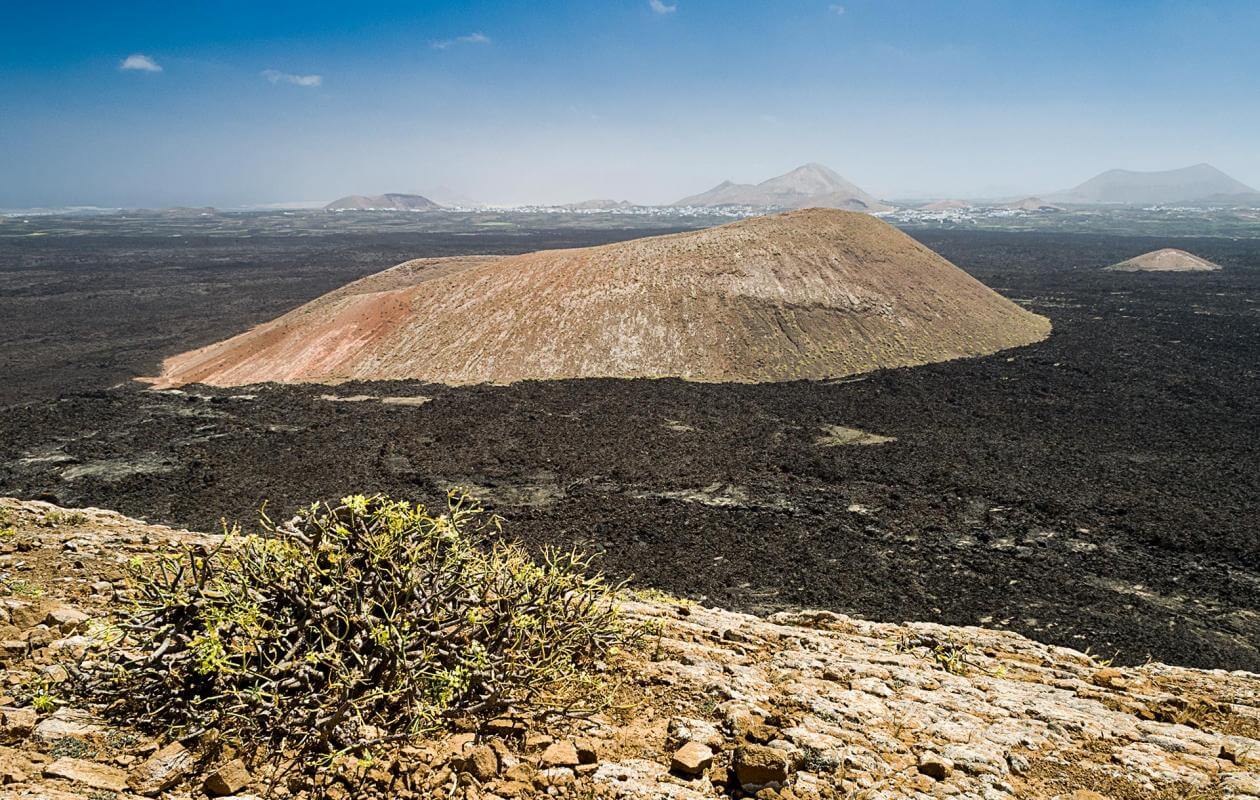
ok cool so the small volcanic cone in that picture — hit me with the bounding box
[150,209,1051,388]
[1106,248,1221,272]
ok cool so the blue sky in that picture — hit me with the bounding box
[2,0,1259,207]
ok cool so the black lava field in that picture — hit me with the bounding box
[2,226,1257,671]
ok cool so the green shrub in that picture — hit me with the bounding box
[75,492,631,760]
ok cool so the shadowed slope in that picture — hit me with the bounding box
[151,209,1050,387]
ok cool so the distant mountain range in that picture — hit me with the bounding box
[1050,164,1259,206]
[1001,197,1063,211]
[191,162,1260,214]
[325,193,442,211]
[913,197,1061,212]
[563,198,637,210]
[673,163,892,212]
[918,199,972,211]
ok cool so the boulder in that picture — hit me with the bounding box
[32,708,104,743]
[670,742,714,776]
[538,740,580,769]
[917,752,954,780]
[43,607,88,635]
[456,744,498,782]
[573,738,599,765]
[733,744,791,786]
[44,757,129,792]
[8,602,53,631]
[128,741,195,795]
[204,758,252,797]
[0,747,34,784]
[0,708,36,744]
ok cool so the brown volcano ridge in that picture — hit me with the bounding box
[150,209,1051,388]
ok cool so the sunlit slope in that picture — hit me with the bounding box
[152,209,1051,387]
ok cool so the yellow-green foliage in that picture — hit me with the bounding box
[893,632,994,677]
[1,577,43,598]
[76,492,632,760]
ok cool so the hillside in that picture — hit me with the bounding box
[325,193,442,211]
[149,208,1050,387]
[1001,197,1062,212]
[1107,248,1222,272]
[0,498,1256,799]
[674,164,892,212]
[1052,164,1259,206]
[919,199,971,211]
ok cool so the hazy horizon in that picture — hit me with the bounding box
[4,0,1260,208]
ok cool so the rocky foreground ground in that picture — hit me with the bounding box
[0,498,1257,799]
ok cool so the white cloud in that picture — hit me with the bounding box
[829,4,846,14]
[261,69,323,88]
[119,54,162,73]
[649,0,677,14]
[432,32,492,50]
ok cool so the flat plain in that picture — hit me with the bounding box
[2,216,1257,671]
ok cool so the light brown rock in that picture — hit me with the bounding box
[0,747,33,784]
[538,739,580,769]
[495,779,532,797]
[8,602,53,631]
[43,757,128,792]
[917,752,953,780]
[32,708,103,743]
[43,607,88,635]
[204,758,252,796]
[0,708,36,744]
[733,744,791,786]
[128,741,195,795]
[670,742,714,776]
[573,738,599,765]
[457,744,498,782]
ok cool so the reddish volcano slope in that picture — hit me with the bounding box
[151,209,1051,387]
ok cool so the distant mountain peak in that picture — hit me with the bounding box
[792,162,841,177]
[674,163,890,212]
[325,193,442,211]
[1053,164,1257,205]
